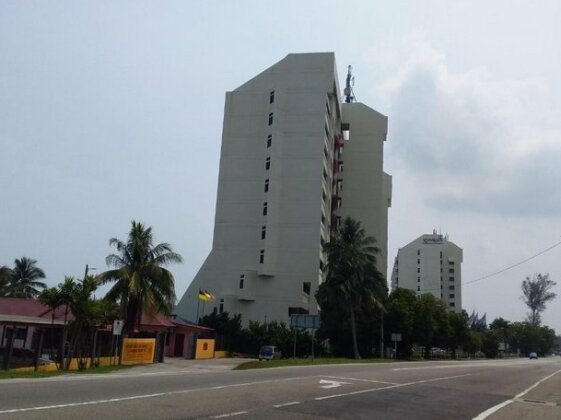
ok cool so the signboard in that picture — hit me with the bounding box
[290,314,320,329]
[391,333,402,342]
[121,338,155,365]
[113,320,124,336]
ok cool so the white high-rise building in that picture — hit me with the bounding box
[391,231,463,312]
[175,53,391,324]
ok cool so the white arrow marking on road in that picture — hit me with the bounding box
[319,379,351,388]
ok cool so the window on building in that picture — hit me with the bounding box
[440,251,443,258]
[288,307,309,316]
[269,90,275,104]
[303,282,311,296]
[417,268,420,273]
[338,162,344,173]
[449,268,455,273]
[417,286,421,291]
[268,113,273,125]
[261,225,266,240]
[449,261,455,265]
[417,259,420,264]
[449,285,455,290]
[239,274,245,289]
[219,298,224,314]
[336,197,342,208]
[7,327,26,340]
[449,293,455,299]
[450,302,455,307]
[264,179,269,192]
[319,260,324,271]
[265,157,271,170]
[417,250,421,256]
[263,202,268,216]
[417,277,420,282]
[449,276,454,281]
[323,167,328,181]
[267,134,272,148]
[259,250,264,264]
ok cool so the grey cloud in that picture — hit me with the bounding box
[383,54,561,217]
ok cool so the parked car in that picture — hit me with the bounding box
[529,352,538,359]
[258,345,282,361]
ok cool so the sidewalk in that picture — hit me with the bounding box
[110,357,255,375]
[485,368,561,420]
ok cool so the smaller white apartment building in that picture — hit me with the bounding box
[391,231,463,312]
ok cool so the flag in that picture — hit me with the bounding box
[198,289,215,301]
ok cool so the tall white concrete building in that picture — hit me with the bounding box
[175,53,392,324]
[390,231,463,312]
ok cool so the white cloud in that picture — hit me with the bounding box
[370,34,561,217]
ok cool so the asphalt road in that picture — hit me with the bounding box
[1,358,560,419]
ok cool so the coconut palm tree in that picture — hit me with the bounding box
[7,257,47,298]
[98,221,183,334]
[317,217,384,359]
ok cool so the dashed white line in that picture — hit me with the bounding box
[211,411,248,418]
[322,375,399,385]
[0,376,308,415]
[273,401,300,408]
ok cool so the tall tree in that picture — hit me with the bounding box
[521,273,557,325]
[0,265,11,296]
[98,221,183,333]
[316,217,385,359]
[7,257,47,298]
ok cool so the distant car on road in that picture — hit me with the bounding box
[258,345,282,361]
[529,352,538,359]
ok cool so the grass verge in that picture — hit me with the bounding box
[0,364,133,380]
[234,357,393,370]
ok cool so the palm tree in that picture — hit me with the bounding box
[0,265,12,296]
[8,257,47,298]
[98,221,183,334]
[317,217,384,359]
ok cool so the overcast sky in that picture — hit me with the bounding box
[1,1,560,331]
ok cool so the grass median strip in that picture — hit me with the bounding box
[234,358,393,370]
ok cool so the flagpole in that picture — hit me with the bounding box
[196,297,200,325]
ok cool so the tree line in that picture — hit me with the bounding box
[1,221,182,370]
[202,218,558,359]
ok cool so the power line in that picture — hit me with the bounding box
[414,239,561,293]
[462,239,561,287]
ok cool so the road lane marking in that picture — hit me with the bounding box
[315,373,471,401]
[322,375,399,385]
[210,411,248,418]
[393,360,550,371]
[0,376,308,414]
[273,401,300,408]
[472,367,561,420]
[319,379,351,388]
